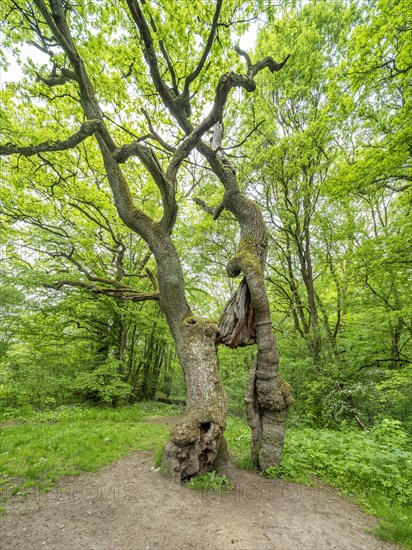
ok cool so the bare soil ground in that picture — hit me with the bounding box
[0,419,400,550]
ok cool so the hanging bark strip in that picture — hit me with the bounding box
[216,277,256,348]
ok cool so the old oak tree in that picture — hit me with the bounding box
[0,0,293,480]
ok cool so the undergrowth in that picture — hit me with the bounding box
[0,401,181,424]
[2,403,411,548]
[225,416,412,549]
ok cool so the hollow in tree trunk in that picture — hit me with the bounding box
[162,317,228,480]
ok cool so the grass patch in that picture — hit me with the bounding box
[225,416,256,469]
[0,401,181,424]
[154,445,164,468]
[186,472,233,494]
[0,402,177,501]
[225,416,412,549]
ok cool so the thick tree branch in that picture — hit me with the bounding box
[166,68,272,184]
[124,0,180,121]
[0,120,101,157]
[113,142,177,233]
[235,45,290,78]
[33,0,78,60]
[193,197,216,215]
[193,197,225,220]
[36,65,77,87]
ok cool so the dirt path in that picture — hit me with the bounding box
[0,423,400,550]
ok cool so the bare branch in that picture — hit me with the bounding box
[141,108,176,153]
[159,39,179,95]
[223,120,265,151]
[124,0,180,121]
[385,183,411,192]
[45,279,159,301]
[184,0,223,91]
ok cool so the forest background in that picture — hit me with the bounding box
[0,0,411,547]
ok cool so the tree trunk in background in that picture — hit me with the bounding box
[158,347,175,398]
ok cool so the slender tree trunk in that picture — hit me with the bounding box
[117,316,127,378]
[390,318,404,370]
[159,348,174,398]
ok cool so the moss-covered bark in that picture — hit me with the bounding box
[219,194,294,469]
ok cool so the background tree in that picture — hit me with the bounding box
[228,0,411,429]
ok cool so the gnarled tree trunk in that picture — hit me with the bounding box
[216,193,294,469]
[0,0,293,481]
[162,317,227,480]
[152,235,227,481]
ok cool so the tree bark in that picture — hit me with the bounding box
[214,189,294,469]
[151,234,227,481]
[162,317,228,480]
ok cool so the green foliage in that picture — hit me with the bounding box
[154,445,164,469]
[71,358,132,404]
[186,472,233,494]
[219,346,254,415]
[374,498,412,549]
[0,401,180,424]
[0,1,411,546]
[225,416,256,468]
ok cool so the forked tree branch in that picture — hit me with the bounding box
[125,0,180,122]
[193,197,225,220]
[235,45,290,78]
[36,65,77,87]
[184,0,223,91]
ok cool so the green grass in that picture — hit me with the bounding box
[225,416,412,549]
[186,471,233,494]
[2,404,410,548]
[0,402,178,499]
[0,401,181,424]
